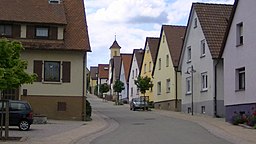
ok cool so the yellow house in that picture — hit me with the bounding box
[152,25,186,111]
[140,37,159,102]
[89,66,98,95]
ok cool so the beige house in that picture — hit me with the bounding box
[0,0,91,120]
[89,66,98,95]
[152,25,186,111]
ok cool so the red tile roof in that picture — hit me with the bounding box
[134,49,144,70]
[0,0,67,24]
[98,64,109,79]
[121,54,133,82]
[194,3,233,58]
[163,25,186,67]
[147,37,159,65]
[0,0,91,51]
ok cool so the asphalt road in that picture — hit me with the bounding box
[81,96,232,144]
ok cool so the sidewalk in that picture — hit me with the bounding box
[153,109,256,144]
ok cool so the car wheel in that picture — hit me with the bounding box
[19,120,30,131]
[133,107,136,111]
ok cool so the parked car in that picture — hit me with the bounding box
[130,97,149,111]
[0,100,33,131]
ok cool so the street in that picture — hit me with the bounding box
[77,95,231,144]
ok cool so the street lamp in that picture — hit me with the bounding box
[185,65,196,115]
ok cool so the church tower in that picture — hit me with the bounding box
[109,37,121,59]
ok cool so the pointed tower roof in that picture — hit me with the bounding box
[109,40,121,49]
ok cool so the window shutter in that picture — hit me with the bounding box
[49,26,57,40]
[62,61,71,83]
[27,25,35,39]
[33,60,42,82]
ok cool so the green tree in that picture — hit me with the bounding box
[99,83,109,96]
[134,76,153,96]
[0,38,36,138]
[0,39,36,97]
[113,80,125,105]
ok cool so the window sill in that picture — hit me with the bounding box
[200,55,205,58]
[236,44,243,47]
[186,92,191,96]
[187,60,191,64]
[42,81,62,84]
[201,89,208,93]
[235,89,245,92]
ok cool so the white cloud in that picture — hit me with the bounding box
[85,0,235,67]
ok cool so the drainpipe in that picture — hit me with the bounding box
[214,59,221,118]
[82,52,86,121]
[175,68,178,111]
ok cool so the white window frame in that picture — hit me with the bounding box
[166,79,171,93]
[144,64,147,73]
[186,77,191,94]
[166,55,169,67]
[187,46,191,63]
[159,58,161,70]
[157,81,161,95]
[149,62,152,72]
[194,18,197,28]
[236,67,245,90]
[236,22,243,46]
[201,39,206,57]
[201,72,208,91]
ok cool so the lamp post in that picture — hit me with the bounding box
[185,65,196,115]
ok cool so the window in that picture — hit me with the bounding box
[163,35,165,43]
[236,22,243,46]
[159,58,161,70]
[144,64,147,73]
[157,82,161,95]
[149,62,152,72]
[131,87,133,97]
[44,61,60,82]
[36,27,49,38]
[136,88,139,95]
[114,51,117,56]
[166,55,169,67]
[236,67,245,90]
[166,79,171,93]
[201,106,206,114]
[201,72,208,91]
[201,39,206,57]
[49,0,60,4]
[57,102,66,111]
[135,69,138,78]
[194,18,197,28]
[132,70,134,79]
[186,77,191,94]
[187,46,191,62]
[0,24,12,37]
[10,103,26,111]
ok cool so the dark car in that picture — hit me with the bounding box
[0,100,33,131]
[130,97,149,111]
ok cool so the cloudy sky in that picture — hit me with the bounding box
[85,0,234,68]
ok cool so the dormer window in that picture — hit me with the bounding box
[0,24,12,37]
[36,27,49,38]
[49,0,60,4]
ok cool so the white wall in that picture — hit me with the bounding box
[128,54,139,101]
[181,11,215,113]
[223,0,256,106]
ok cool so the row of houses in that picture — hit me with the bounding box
[0,0,91,120]
[90,0,256,122]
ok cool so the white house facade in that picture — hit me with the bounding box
[222,0,256,122]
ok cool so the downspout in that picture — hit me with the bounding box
[214,59,220,118]
[82,52,86,121]
[175,68,178,111]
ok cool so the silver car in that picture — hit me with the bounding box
[130,98,148,111]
